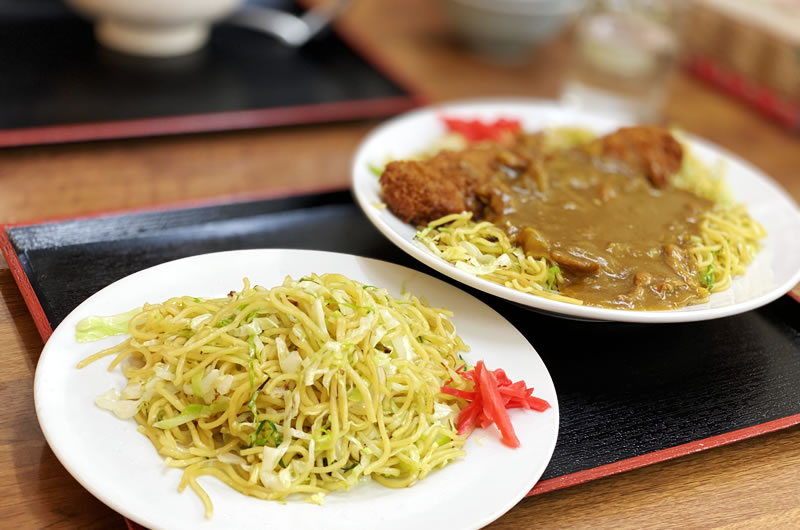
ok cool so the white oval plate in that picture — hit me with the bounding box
[352,99,800,323]
[34,249,559,530]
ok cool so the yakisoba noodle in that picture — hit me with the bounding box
[412,131,766,307]
[78,274,471,517]
[416,214,580,305]
[674,146,767,293]
[688,205,766,294]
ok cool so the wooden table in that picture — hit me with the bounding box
[3,1,800,528]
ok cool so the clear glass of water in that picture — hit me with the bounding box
[561,0,687,123]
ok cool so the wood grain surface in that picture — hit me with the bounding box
[1,1,799,528]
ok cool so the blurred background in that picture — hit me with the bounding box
[443,0,799,126]
[0,0,797,148]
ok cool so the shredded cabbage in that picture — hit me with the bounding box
[75,307,141,342]
[153,398,230,429]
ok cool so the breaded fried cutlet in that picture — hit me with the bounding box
[592,126,683,188]
[379,126,683,225]
[379,144,502,225]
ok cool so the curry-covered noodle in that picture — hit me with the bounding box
[381,125,766,310]
[78,275,472,517]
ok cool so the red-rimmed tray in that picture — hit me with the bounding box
[0,1,424,147]
[3,189,800,529]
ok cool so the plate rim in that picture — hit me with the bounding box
[34,248,560,530]
[350,97,800,324]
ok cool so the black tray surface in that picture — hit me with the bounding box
[0,0,411,132]
[7,190,800,483]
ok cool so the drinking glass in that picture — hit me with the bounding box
[561,0,687,123]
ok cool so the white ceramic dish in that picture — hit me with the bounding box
[64,0,244,56]
[351,99,800,324]
[34,249,559,530]
[443,0,585,59]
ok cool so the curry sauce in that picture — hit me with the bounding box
[479,149,712,309]
[381,125,719,310]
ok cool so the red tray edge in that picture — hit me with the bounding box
[0,97,418,148]
[685,56,800,131]
[527,412,800,497]
[1,229,54,341]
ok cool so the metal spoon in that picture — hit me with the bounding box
[227,0,351,47]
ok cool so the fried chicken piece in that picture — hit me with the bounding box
[380,145,502,225]
[380,132,549,226]
[380,160,467,225]
[380,126,682,224]
[594,126,683,188]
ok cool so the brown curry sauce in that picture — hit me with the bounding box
[380,126,715,310]
[478,144,712,310]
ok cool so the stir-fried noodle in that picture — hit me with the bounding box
[79,274,472,517]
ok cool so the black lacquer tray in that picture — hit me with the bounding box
[0,1,420,146]
[3,189,799,498]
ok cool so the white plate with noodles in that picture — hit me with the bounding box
[351,99,800,323]
[34,249,559,530]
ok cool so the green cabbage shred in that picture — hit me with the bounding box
[704,264,714,292]
[75,307,141,343]
[153,398,229,429]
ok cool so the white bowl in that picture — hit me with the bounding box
[64,0,244,57]
[452,0,585,13]
[442,0,585,60]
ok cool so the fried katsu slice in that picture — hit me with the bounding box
[380,144,502,225]
[380,125,683,225]
[380,132,548,226]
[592,125,683,188]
